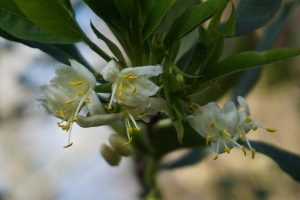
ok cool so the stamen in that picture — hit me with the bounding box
[241,130,246,141]
[63,142,73,148]
[64,99,75,104]
[228,138,247,156]
[223,130,231,138]
[124,117,133,144]
[55,109,65,118]
[224,143,231,154]
[213,155,219,160]
[252,125,258,131]
[77,91,84,96]
[108,84,118,109]
[128,113,140,131]
[70,80,83,86]
[84,98,91,104]
[251,149,256,159]
[124,73,139,80]
[245,116,252,123]
[210,121,215,128]
[266,128,276,133]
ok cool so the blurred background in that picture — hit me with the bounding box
[0,1,300,200]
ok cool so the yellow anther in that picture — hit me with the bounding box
[251,148,256,159]
[131,86,137,95]
[205,136,210,145]
[210,121,215,128]
[245,116,252,123]
[77,91,84,96]
[124,137,133,146]
[63,142,73,148]
[134,127,141,132]
[224,146,231,154]
[223,130,231,138]
[127,127,134,134]
[266,128,276,133]
[241,146,247,156]
[138,112,147,118]
[70,80,83,86]
[252,125,258,131]
[84,98,91,104]
[55,109,65,118]
[213,155,219,160]
[64,99,75,104]
[241,131,246,141]
[124,74,139,80]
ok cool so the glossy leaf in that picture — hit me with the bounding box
[165,0,229,47]
[236,0,282,35]
[0,1,70,43]
[205,48,300,81]
[143,0,175,39]
[14,0,83,42]
[251,141,300,182]
[232,2,296,99]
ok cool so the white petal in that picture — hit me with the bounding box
[69,60,96,87]
[100,60,120,82]
[86,91,105,115]
[121,65,162,78]
[222,100,239,135]
[187,115,208,138]
[237,96,251,115]
[204,102,222,126]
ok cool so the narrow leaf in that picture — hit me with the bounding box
[143,0,175,39]
[236,0,282,35]
[206,48,300,81]
[165,0,229,46]
[90,22,126,66]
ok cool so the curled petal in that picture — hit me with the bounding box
[100,60,120,82]
[237,96,251,115]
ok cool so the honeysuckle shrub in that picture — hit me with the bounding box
[1,0,300,199]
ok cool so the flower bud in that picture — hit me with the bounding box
[100,144,121,166]
[109,134,134,156]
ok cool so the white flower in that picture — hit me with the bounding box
[187,100,246,159]
[237,96,276,158]
[100,60,163,109]
[38,60,102,147]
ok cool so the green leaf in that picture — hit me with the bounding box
[14,0,83,42]
[0,1,71,43]
[236,0,282,35]
[205,48,300,81]
[232,2,296,99]
[90,22,127,66]
[142,0,175,39]
[165,0,229,47]
[113,0,135,20]
[250,141,300,182]
[172,120,184,144]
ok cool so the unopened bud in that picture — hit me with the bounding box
[100,144,121,166]
[109,134,134,156]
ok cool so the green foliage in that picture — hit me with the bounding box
[14,0,83,42]
[0,0,69,43]
[236,0,282,35]
[205,48,300,81]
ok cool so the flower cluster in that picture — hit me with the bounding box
[39,60,164,146]
[38,60,102,147]
[187,96,276,159]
